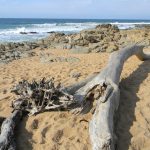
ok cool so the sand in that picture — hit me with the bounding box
[0,47,150,150]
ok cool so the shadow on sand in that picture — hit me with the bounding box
[16,117,33,150]
[116,60,150,150]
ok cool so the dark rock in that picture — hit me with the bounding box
[83,34,100,43]
[20,32,28,34]
[29,32,37,34]
[96,24,119,32]
[47,31,55,34]
[18,43,24,47]
[3,89,7,94]
[96,24,112,29]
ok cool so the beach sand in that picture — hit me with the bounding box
[0,47,150,150]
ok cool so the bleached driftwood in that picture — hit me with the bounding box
[5,43,150,150]
[65,72,98,94]
[11,78,75,116]
[0,110,22,150]
[73,43,150,150]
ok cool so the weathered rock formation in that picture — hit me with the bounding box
[0,42,38,64]
[42,24,122,53]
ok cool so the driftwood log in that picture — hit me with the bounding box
[0,110,22,150]
[0,43,150,150]
[73,43,150,150]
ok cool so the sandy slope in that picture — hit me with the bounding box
[0,48,150,150]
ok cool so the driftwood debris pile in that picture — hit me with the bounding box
[11,78,75,116]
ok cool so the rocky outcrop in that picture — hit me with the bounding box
[68,24,121,53]
[0,42,37,64]
[40,24,122,53]
[0,24,123,64]
[2,24,150,64]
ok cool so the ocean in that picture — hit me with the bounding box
[0,18,150,42]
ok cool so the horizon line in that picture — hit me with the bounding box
[0,17,150,20]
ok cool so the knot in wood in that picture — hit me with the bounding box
[85,83,107,101]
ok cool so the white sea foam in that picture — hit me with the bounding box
[111,22,150,29]
[0,22,100,42]
[0,22,150,42]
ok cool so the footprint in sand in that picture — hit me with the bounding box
[30,119,39,130]
[52,129,64,143]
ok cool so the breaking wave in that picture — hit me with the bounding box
[0,21,150,42]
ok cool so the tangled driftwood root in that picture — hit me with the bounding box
[11,78,76,116]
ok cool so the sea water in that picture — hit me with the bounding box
[0,18,150,42]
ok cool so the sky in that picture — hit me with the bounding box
[0,0,150,19]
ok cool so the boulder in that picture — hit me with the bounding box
[20,32,28,34]
[96,24,112,29]
[84,34,100,43]
[29,32,37,34]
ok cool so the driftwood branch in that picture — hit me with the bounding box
[73,44,150,150]
[0,110,22,150]
[65,73,98,94]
